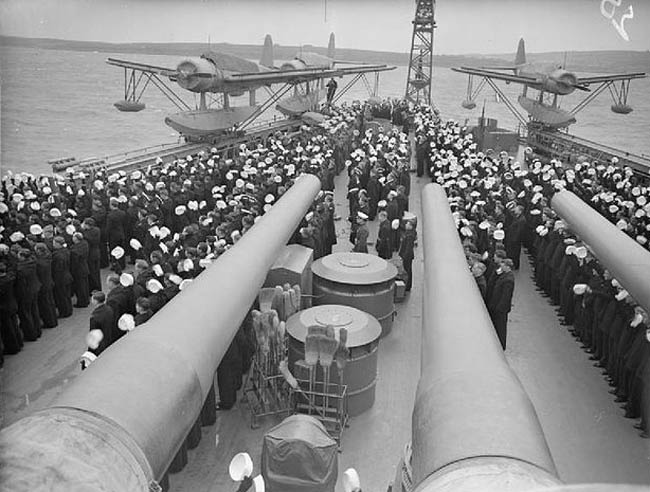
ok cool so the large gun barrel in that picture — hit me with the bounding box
[0,174,321,492]
[552,190,650,313]
[412,184,561,491]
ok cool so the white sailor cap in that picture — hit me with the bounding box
[86,329,104,350]
[118,313,135,332]
[111,246,125,259]
[119,272,134,287]
[147,279,164,293]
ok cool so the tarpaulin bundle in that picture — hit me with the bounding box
[261,414,338,492]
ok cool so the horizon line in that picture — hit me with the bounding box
[2,34,649,57]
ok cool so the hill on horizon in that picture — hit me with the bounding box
[1,35,649,73]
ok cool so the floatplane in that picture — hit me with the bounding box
[452,38,646,129]
[107,33,395,141]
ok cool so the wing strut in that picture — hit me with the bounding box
[332,72,382,105]
[332,73,364,104]
[235,83,294,132]
[116,64,191,112]
[570,78,634,116]
[146,73,192,112]
[483,77,528,126]
[570,80,614,115]
[465,75,487,104]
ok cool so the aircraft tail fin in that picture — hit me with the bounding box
[514,38,526,66]
[327,32,335,59]
[260,34,274,68]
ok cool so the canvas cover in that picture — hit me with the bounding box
[261,414,338,492]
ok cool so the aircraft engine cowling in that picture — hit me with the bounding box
[176,57,223,93]
[280,59,309,71]
[543,69,579,95]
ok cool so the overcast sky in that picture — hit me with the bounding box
[1,0,649,54]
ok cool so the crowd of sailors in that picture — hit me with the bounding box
[0,103,369,368]
[0,100,417,370]
[1,98,649,436]
[412,109,650,438]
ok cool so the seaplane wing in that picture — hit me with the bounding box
[577,72,646,85]
[223,63,395,88]
[106,58,177,77]
[452,66,538,85]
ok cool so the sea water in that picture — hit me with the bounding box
[1,45,649,175]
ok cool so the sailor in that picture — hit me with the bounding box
[14,248,42,342]
[0,261,23,355]
[88,291,114,356]
[398,219,416,292]
[375,211,392,259]
[386,190,400,252]
[393,186,408,220]
[33,242,58,329]
[471,261,488,300]
[105,273,130,342]
[51,235,74,318]
[353,212,369,253]
[134,296,154,326]
[415,133,427,177]
[326,78,338,106]
[366,169,381,220]
[487,258,515,350]
[322,192,337,256]
[216,329,243,411]
[69,232,90,308]
[90,196,110,269]
[505,205,526,270]
[81,217,102,292]
[106,198,127,269]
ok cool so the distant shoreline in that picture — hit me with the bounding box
[2,35,649,73]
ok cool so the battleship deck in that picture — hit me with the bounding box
[2,142,650,491]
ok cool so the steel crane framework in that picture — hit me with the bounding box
[405,0,436,105]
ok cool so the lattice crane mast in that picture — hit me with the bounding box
[405,0,436,105]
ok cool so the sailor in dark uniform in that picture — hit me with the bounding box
[34,242,58,328]
[70,232,90,308]
[353,212,369,253]
[0,261,23,354]
[82,217,102,292]
[505,205,526,270]
[326,78,338,106]
[106,198,127,270]
[88,291,114,356]
[487,258,515,350]
[376,211,392,259]
[90,197,109,269]
[51,235,74,318]
[216,330,243,410]
[106,274,130,343]
[399,220,416,292]
[386,191,401,252]
[15,248,42,341]
[134,296,154,326]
